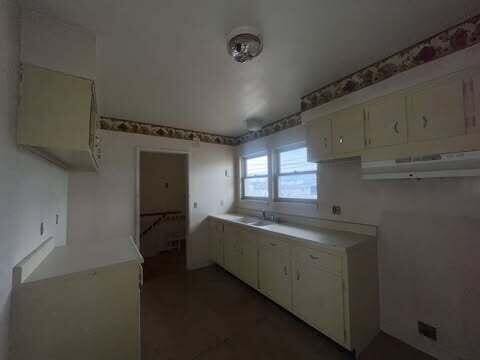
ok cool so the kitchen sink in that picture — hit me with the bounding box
[251,220,273,227]
[237,217,257,224]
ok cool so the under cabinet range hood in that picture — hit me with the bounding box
[361,151,480,180]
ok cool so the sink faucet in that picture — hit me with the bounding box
[261,209,267,220]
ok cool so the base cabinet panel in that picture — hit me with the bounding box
[11,262,141,360]
[293,254,345,343]
[258,236,291,310]
[209,217,379,356]
[238,230,258,288]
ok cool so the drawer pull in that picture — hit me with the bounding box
[309,255,319,260]
[269,242,277,247]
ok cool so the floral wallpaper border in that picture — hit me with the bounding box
[99,116,238,146]
[301,14,480,112]
[99,14,480,145]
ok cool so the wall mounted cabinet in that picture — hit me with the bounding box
[17,64,100,171]
[332,106,365,154]
[406,76,465,142]
[208,215,379,357]
[306,116,332,162]
[364,93,407,148]
[305,67,480,162]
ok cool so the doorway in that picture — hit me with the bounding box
[136,150,189,278]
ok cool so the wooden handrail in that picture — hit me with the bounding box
[140,210,181,218]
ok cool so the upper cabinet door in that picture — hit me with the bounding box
[306,116,332,162]
[407,77,465,142]
[332,106,365,154]
[365,94,407,148]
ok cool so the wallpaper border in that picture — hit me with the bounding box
[99,14,480,146]
[301,14,480,112]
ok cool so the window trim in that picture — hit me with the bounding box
[241,152,270,200]
[273,145,317,203]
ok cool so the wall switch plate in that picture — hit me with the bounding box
[193,202,198,208]
[418,321,437,341]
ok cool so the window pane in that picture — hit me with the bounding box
[279,147,316,173]
[244,177,268,198]
[245,155,268,176]
[278,173,317,200]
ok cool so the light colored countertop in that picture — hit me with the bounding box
[25,238,143,284]
[209,213,375,253]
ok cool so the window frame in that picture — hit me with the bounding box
[273,144,318,203]
[241,152,270,201]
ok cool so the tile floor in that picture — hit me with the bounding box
[141,252,435,360]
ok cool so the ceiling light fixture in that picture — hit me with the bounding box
[227,26,263,63]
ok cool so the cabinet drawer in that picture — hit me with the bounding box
[259,235,289,249]
[293,247,342,275]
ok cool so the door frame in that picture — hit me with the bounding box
[135,147,191,267]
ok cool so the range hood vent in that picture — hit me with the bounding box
[362,151,480,180]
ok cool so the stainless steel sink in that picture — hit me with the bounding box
[237,217,257,224]
[251,220,273,227]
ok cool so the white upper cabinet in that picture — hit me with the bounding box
[406,75,465,142]
[306,116,332,162]
[17,64,99,171]
[364,93,407,148]
[332,106,365,154]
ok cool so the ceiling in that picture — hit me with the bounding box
[21,0,480,137]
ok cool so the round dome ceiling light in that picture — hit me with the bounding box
[227,26,263,63]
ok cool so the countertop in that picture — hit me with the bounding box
[209,213,375,253]
[25,238,143,284]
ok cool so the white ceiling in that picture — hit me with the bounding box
[21,0,480,136]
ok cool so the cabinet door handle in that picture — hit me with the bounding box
[393,121,399,134]
[283,266,288,276]
[422,115,428,129]
[296,271,300,281]
[309,255,319,260]
[338,136,344,144]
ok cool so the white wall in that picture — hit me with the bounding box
[236,45,480,360]
[68,130,235,270]
[0,1,68,358]
[20,9,96,80]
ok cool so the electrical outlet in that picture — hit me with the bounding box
[332,205,342,215]
[418,321,437,341]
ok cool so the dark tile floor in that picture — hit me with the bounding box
[141,252,435,360]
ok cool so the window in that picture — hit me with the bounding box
[275,146,317,201]
[242,154,269,199]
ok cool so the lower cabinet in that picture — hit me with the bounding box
[258,235,291,310]
[208,219,224,265]
[238,229,258,288]
[209,218,379,356]
[292,247,345,343]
